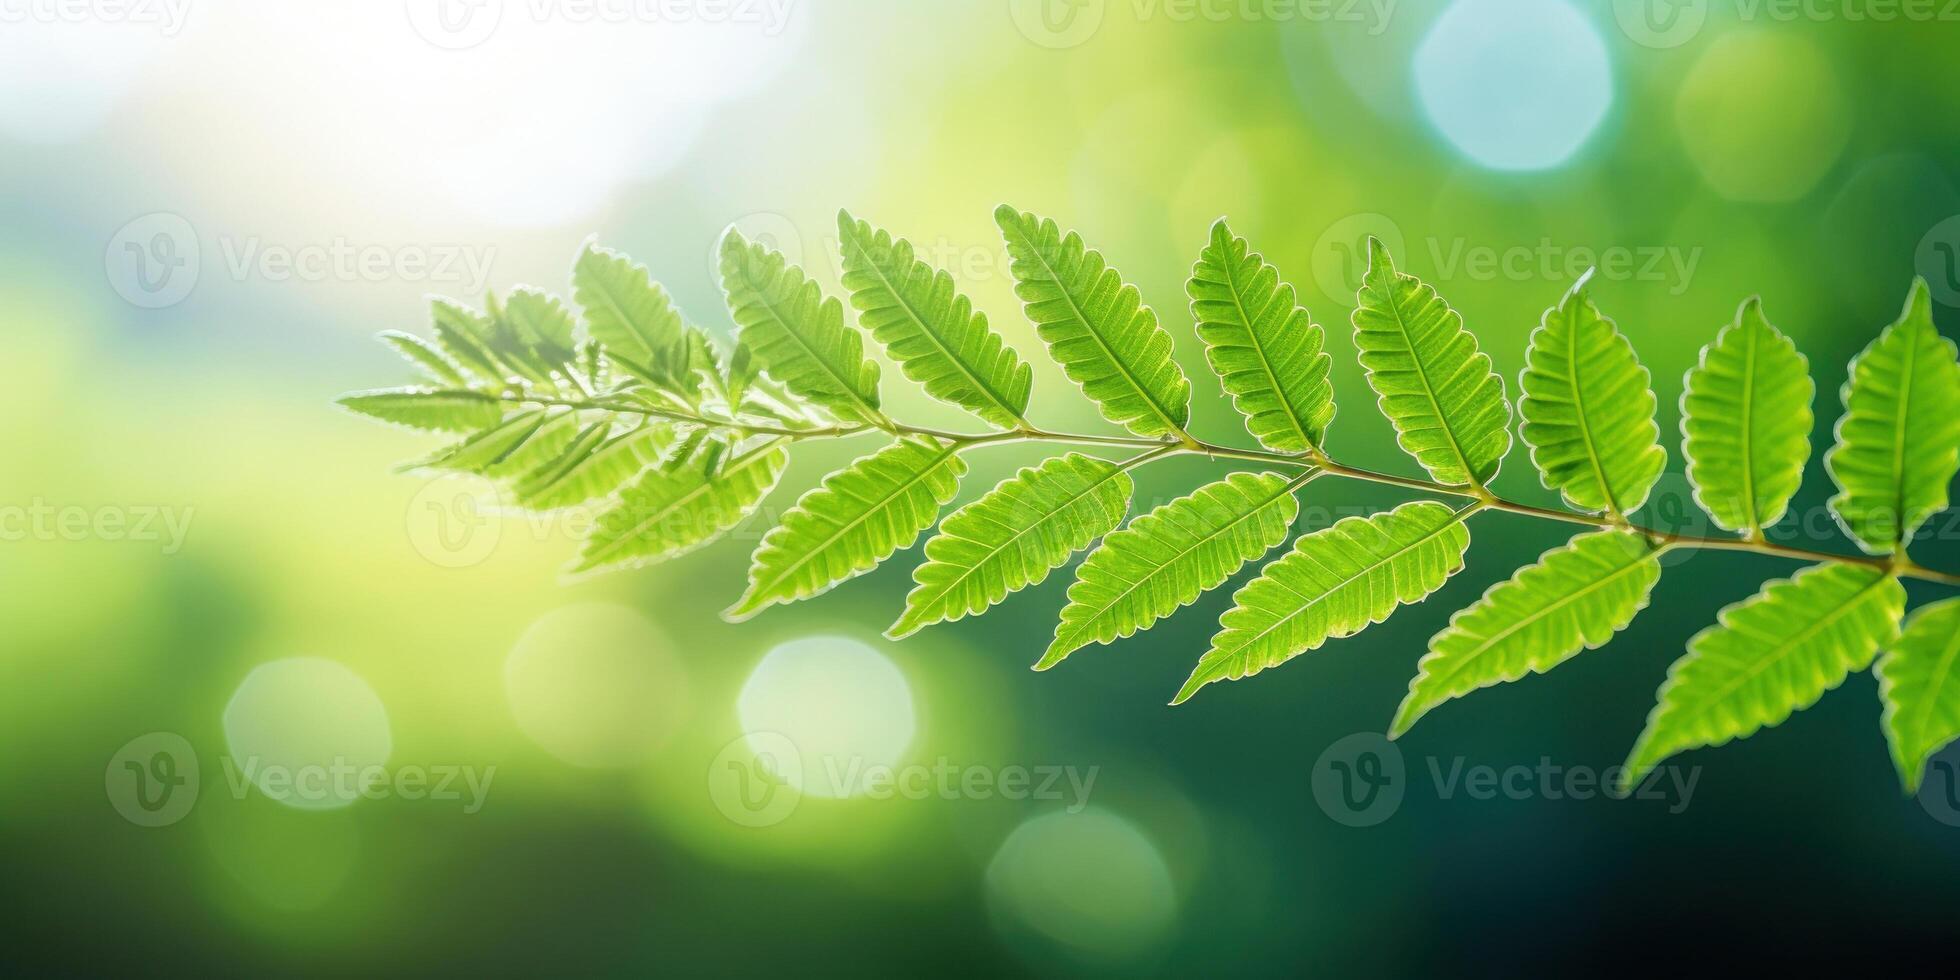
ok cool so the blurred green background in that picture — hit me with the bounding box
[6,0,1960,974]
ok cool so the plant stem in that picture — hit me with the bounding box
[512,391,1960,588]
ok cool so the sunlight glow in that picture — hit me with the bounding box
[1413,0,1612,171]
[222,658,393,810]
[736,635,915,799]
[505,603,689,768]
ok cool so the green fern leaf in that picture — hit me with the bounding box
[727,436,966,620]
[1352,239,1511,487]
[500,288,577,362]
[378,330,467,387]
[890,453,1133,639]
[429,298,506,382]
[719,230,884,425]
[838,211,1033,429]
[1621,562,1905,792]
[1877,598,1960,794]
[572,242,694,390]
[337,387,505,433]
[1188,219,1335,453]
[1036,471,1304,671]
[995,205,1192,438]
[1826,279,1960,554]
[1389,530,1660,737]
[1518,280,1666,516]
[571,439,789,574]
[1175,500,1472,705]
[1680,298,1814,536]
[514,422,673,511]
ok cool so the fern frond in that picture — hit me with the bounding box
[1621,562,1904,792]
[1680,297,1813,537]
[429,297,509,383]
[890,452,1132,638]
[1825,279,1960,555]
[995,205,1192,438]
[1518,279,1666,517]
[1389,530,1660,737]
[1175,500,1472,705]
[337,387,506,433]
[726,436,966,620]
[1188,219,1335,453]
[573,242,697,392]
[838,211,1033,430]
[719,230,885,426]
[1035,470,1304,670]
[514,422,673,511]
[1351,239,1511,487]
[571,439,788,575]
[377,330,467,387]
[402,408,566,475]
[1877,598,1960,794]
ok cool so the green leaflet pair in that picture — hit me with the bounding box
[342,206,1960,796]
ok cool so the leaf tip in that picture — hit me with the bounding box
[721,593,769,623]
[1364,235,1392,272]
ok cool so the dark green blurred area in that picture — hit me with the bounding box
[6,1,1960,975]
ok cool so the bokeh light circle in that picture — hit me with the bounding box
[1413,0,1612,171]
[505,602,691,768]
[736,635,915,799]
[985,808,1177,958]
[222,658,393,810]
[1674,32,1849,203]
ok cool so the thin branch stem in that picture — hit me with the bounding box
[507,390,1960,587]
